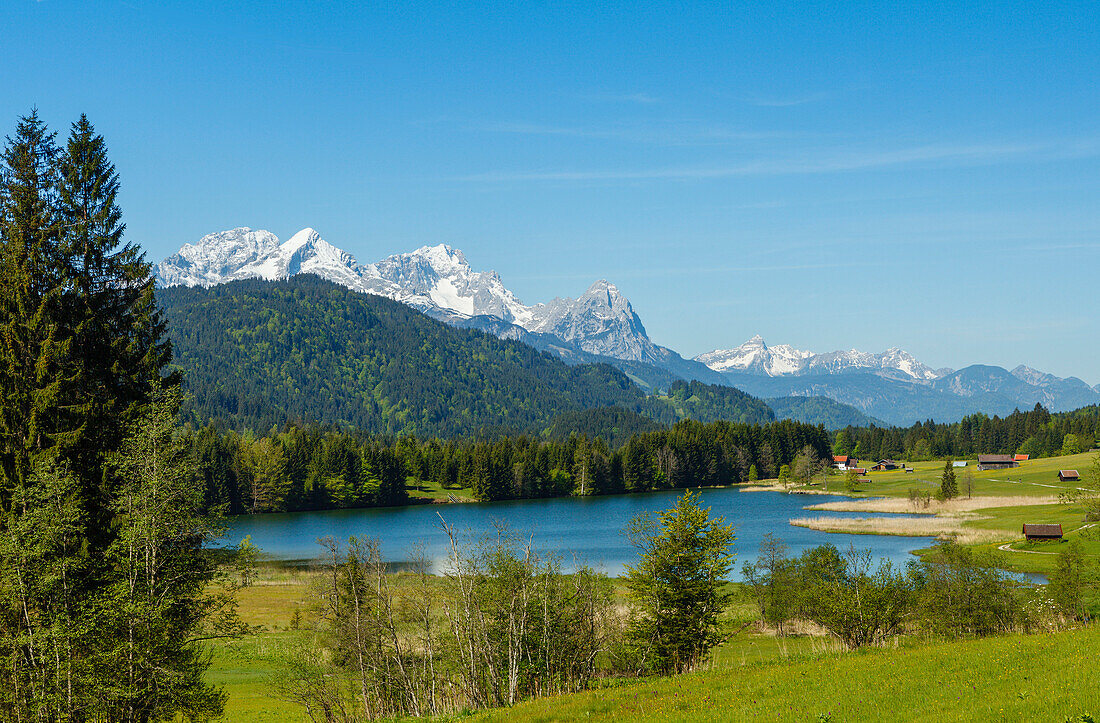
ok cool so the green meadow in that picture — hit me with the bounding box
[471,626,1100,723]
[813,451,1097,500]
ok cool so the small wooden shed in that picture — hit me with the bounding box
[978,454,1018,471]
[1059,470,1081,482]
[1022,523,1063,541]
[1014,454,1029,462]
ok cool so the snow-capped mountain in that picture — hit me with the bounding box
[695,335,813,376]
[156,228,527,323]
[695,337,943,382]
[368,244,533,326]
[155,227,719,381]
[157,228,283,287]
[158,227,370,291]
[524,280,665,364]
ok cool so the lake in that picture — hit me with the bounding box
[222,487,935,578]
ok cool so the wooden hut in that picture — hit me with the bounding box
[1022,523,1063,541]
[977,454,1018,471]
[1059,470,1081,482]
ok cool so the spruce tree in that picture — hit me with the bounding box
[939,459,958,500]
[0,111,90,716]
[0,112,225,720]
[55,114,174,529]
[0,110,69,499]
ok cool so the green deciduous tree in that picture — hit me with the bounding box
[625,491,735,674]
[101,389,229,719]
[798,545,910,649]
[742,533,797,635]
[1047,541,1090,620]
[1062,433,1083,456]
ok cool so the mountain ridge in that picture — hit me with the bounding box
[156,227,1100,425]
[156,227,722,386]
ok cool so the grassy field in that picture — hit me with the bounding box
[807,451,1098,500]
[208,573,857,720]
[782,452,1100,574]
[471,625,1100,723]
[406,476,478,503]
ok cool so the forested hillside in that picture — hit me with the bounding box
[159,277,774,436]
[766,395,883,430]
[837,403,1100,460]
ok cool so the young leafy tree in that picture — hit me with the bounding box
[798,545,910,649]
[100,388,230,719]
[1047,540,1091,620]
[625,490,735,674]
[741,533,796,635]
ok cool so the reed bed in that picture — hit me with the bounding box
[788,515,1012,545]
[802,495,1061,515]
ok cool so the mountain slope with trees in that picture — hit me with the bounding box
[159,277,776,436]
[765,395,884,430]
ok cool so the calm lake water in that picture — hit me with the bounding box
[222,488,935,579]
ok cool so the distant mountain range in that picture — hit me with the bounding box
[695,337,1100,425]
[157,228,1100,427]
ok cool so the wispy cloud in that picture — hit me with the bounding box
[458,140,1095,183]
[743,91,830,107]
[469,120,798,146]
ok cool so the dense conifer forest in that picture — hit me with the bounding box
[158,277,775,435]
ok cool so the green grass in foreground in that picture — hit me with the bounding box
[473,626,1100,723]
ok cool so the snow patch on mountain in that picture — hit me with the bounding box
[695,337,942,381]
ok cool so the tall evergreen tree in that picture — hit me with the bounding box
[0,110,89,718]
[55,114,174,534]
[0,110,69,500]
[939,459,958,500]
[0,112,222,720]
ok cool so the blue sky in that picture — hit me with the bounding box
[4,1,1099,381]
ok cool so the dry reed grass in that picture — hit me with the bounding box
[802,495,1060,515]
[788,515,1014,545]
